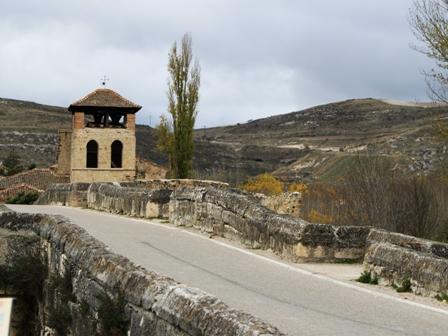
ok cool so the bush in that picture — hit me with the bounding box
[6,192,39,204]
[1,151,23,176]
[308,209,333,224]
[396,277,412,293]
[357,271,378,285]
[288,182,308,193]
[241,173,284,196]
[435,292,448,303]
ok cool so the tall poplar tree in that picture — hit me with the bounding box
[157,33,200,178]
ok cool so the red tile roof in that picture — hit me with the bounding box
[68,88,141,111]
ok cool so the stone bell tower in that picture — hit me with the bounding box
[57,88,141,183]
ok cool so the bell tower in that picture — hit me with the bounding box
[57,87,141,183]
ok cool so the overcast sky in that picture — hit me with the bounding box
[0,0,435,127]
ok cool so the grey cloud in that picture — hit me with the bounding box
[0,0,436,127]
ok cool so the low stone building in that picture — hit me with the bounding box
[57,88,141,183]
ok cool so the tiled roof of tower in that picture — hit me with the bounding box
[68,88,141,112]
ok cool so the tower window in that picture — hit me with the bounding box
[111,140,123,168]
[86,140,98,168]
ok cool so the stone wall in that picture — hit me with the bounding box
[35,182,90,207]
[56,129,72,175]
[37,182,369,262]
[87,183,172,218]
[258,192,302,218]
[0,184,41,203]
[363,229,448,296]
[0,210,283,335]
[0,168,70,191]
[0,228,41,336]
[38,179,229,217]
[170,187,370,263]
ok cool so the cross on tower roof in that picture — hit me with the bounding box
[101,75,110,87]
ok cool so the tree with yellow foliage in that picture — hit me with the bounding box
[241,173,284,196]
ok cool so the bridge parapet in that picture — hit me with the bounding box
[36,181,448,297]
[364,229,448,296]
[0,210,284,335]
[170,187,370,263]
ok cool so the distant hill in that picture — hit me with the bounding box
[196,98,448,182]
[1,97,447,183]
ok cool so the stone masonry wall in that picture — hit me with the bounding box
[364,229,448,296]
[0,210,283,335]
[170,187,370,263]
[39,180,229,218]
[36,182,448,296]
[35,182,90,207]
[258,192,302,218]
[87,183,172,218]
[38,182,370,262]
[70,127,136,183]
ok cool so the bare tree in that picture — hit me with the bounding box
[410,0,448,102]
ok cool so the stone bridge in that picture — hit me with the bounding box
[1,180,448,335]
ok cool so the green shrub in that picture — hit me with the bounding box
[396,277,412,293]
[357,271,378,285]
[6,191,39,204]
[435,292,448,303]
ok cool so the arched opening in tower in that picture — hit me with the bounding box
[86,140,98,168]
[111,140,123,168]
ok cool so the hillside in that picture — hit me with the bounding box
[0,97,447,183]
[196,98,448,181]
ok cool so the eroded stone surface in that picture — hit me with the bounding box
[0,211,284,335]
[170,187,370,263]
[364,229,448,296]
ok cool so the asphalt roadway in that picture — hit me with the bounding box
[8,205,448,336]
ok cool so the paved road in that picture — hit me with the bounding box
[8,205,448,336]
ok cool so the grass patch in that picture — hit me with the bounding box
[357,271,378,285]
[335,258,358,264]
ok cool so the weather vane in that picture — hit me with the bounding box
[101,75,110,87]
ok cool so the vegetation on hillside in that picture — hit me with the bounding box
[300,155,448,242]
[0,151,23,176]
[241,173,284,196]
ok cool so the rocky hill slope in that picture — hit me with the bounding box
[1,97,447,183]
[197,98,448,182]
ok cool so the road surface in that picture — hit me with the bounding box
[8,205,448,336]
